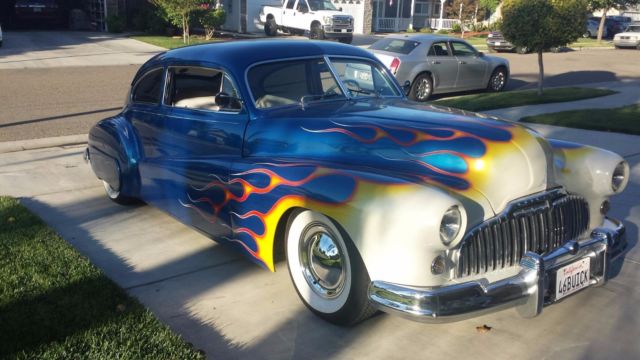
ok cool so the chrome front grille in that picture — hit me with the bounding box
[456,189,590,278]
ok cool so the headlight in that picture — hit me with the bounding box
[612,161,627,192]
[440,206,461,245]
[350,17,354,25]
[324,16,333,25]
[488,33,494,38]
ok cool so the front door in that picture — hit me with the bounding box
[426,40,458,90]
[450,41,488,89]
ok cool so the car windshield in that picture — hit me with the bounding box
[626,25,640,32]
[369,38,420,55]
[248,57,400,109]
[307,0,338,11]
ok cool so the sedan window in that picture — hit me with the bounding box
[450,41,477,57]
[369,38,421,55]
[132,68,164,104]
[166,66,242,112]
[427,41,451,57]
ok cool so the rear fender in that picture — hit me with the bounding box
[88,115,141,198]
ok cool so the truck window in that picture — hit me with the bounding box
[285,0,295,9]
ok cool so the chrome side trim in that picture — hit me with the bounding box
[369,217,626,323]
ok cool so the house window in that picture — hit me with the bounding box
[415,1,430,16]
[433,1,441,16]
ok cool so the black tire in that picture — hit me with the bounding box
[487,67,508,92]
[309,22,325,40]
[583,31,591,38]
[102,179,138,205]
[264,17,277,36]
[409,73,433,102]
[515,46,528,54]
[550,46,561,53]
[286,210,376,326]
[338,36,353,44]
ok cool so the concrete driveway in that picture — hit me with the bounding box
[0,124,638,359]
[0,31,164,69]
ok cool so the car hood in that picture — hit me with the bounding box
[246,99,556,216]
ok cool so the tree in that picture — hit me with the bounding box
[198,6,226,40]
[502,0,588,95]
[479,0,501,12]
[151,0,202,44]
[589,0,640,42]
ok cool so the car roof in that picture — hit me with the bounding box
[140,39,376,75]
[382,34,463,42]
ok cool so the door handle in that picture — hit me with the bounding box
[431,60,440,64]
[459,61,467,64]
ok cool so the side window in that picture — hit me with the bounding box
[330,58,399,97]
[285,0,295,9]
[296,0,308,12]
[167,66,242,112]
[451,41,477,57]
[427,41,451,57]
[132,68,164,104]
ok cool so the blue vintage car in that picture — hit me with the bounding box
[86,40,629,325]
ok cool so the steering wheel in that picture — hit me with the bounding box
[324,79,362,97]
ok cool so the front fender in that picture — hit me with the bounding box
[88,115,141,198]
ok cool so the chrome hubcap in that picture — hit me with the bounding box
[102,180,119,199]
[300,226,345,299]
[491,72,505,91]
[416,78,431,100]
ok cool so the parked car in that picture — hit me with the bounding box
[614,22,640,49]
[86,40,629,326]
[369,34,509,101]
[584,18,608,38]
[260,0,354,43]
[14,0,61,22]
[486,31,564,54]
[0,23,3,47]
[589,16,625,38]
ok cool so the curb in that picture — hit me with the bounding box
[0,134,87,154]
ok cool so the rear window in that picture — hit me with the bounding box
[369,38,420,55]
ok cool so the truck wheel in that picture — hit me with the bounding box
[286,210,376,326]
[338,36,353,44]
[309,23,325,40]
[264,17,278,36]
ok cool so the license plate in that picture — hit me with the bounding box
[555,258,590,300]
[495,41,501,45]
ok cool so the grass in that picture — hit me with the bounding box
[522,104,640,135]
[432,87,617,112]
[0,197,204,359]
[569,37,614,48]
[131,35,223,49]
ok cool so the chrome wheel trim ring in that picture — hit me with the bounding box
[491,71,505,91]
[299,224,346,299]
[102,180,119,199]
[416,78,431,100]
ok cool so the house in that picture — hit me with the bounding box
[219,0,453,35]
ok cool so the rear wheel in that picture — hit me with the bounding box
[102,180,137,205]
[515,46,528,54]
[488,67,507,92]
[286,210,376,326]
[409,73,433,102]
[583,31,591,38]
[264,17,277,36]
[309,22,325,40]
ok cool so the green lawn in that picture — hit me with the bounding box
[131,35,223,49]
[432,87,617,112]
[0,197,204,359]
[522,104,640,135]
[569,37,614,48]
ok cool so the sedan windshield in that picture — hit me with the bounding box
[307,0,338,11]
[248,57,401,109]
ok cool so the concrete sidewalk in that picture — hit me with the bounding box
[485,80,640,121]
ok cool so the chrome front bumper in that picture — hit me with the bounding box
[369,217,626,323]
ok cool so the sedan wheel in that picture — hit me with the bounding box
[286,210,375,325]
[409,74,433,102]
[488,68,507,92]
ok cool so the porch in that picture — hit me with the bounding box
[372,0,460,32]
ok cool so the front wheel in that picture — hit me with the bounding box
[409,74,433,101]
[309,23,325,40]
[264,18,277,36]
[515,46,528,54]
[286,210,376,326]
[488,67,508,92]
[102,180,137,205]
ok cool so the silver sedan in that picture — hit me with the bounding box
[369,34,510,101]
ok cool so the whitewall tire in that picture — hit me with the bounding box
[286,210,375,325]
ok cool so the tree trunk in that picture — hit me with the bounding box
[537,49,544,96]
[597,8,608,43]
[182,14,187,44]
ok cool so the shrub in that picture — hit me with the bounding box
[198,7,226,39]
[106,15,125,33]
[419,27,433,33]
[132,6,171,34]
[406,26,416,33]
[436,29,450,34]
[451,22,462,33]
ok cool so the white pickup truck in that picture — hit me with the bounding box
[260,0,354,44]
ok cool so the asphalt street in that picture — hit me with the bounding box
[1,31,639,142]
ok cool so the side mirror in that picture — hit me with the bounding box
[477,52,484,57]
[402,80,411,95]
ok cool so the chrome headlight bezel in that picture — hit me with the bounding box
[323,16,333,26]
[612,161,628,192]
[440,206,462,246]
